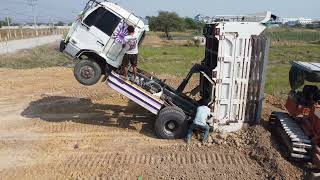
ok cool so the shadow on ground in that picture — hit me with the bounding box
[21,96,157,138]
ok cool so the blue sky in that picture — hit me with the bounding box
[0,0,319,23]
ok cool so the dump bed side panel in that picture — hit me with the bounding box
[246,34,269,124]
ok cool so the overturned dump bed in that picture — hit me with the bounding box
[270,112,313,161]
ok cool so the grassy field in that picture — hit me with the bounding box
[266,28,320,96]
[139,46,203,75]
[0,44,71,69]
[0,28,319,97]
[267,28,320,43]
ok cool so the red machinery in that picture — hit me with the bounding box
[270,61,320,166]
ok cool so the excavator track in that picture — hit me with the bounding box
[269,112,313,161]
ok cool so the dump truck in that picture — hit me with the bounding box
[60,0,273,139]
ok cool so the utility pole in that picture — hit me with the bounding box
[27,0,38,36]
[3,8,11,39]
[49,16,54,35]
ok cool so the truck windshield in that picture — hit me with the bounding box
[83,7,121,36]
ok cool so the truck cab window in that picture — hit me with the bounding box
[83,7,104,27]
[95,9,121,36]
[83,7,121,36]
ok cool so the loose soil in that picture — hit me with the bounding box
[0,68,304,179]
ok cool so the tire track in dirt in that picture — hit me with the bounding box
[59,152,251,168]
[0,151,252,180]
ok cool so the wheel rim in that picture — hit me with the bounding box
[165,120,179,134]
[80,66,95,79]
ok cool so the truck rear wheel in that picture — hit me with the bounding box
[155,106,187,139]
[74,60,102,86]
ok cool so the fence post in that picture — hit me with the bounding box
[14,29,17,39]
[5,37,8,54]
[6,30,10,40]
[20,28,24,38]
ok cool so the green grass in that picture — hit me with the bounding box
[267,43,320,96]
[267,28,320,42]
[265,64,291,96]
[0,44,72,69]
[139,46,204,75]
[269,45,320,62]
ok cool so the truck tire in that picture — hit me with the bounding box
[59,40,66,52]
[155,106,187,139]
[74,60,102,86]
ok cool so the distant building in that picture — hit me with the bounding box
[307,21,320,29]
[282,17,313,26]
[297,18,312,25]
[194,14,211,23]
[194,14,204,22]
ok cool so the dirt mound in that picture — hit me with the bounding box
[244,126,302,179]
[142,35,166,47]
[207,126,304,179]
[265,94,286,110]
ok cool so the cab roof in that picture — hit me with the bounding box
[291,61,320,74]
[100,1,145,28]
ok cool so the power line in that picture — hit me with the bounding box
[27,0,38,35]
[2,0,29,6]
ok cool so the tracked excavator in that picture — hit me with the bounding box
[269,61,320,171]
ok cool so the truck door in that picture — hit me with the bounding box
[72,7,121,54]
[103,21,128,63]
[104,17,145,67]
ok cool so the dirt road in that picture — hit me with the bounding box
[0,68,303,179]
[0,35,62,54]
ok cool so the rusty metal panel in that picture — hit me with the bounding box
[245,33,269,123]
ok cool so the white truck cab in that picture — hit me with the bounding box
[60,0,146,85]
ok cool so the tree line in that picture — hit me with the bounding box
[147,11,204,39]
[0,17,13,28]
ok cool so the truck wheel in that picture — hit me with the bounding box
[59,40,66,52]
[155,106,187,139]
[74,60,102,86]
